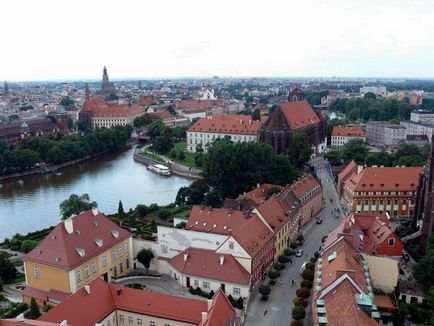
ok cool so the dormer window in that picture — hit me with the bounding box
[111,230,119,239]
[95,239,103,247]
[75,248,85,257]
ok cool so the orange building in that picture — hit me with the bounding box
[342,164,422,218]
[22,209,133,306]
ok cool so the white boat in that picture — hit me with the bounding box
[147,164,171,176]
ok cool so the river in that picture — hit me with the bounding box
[0,146,192,240]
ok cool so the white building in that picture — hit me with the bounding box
[410,111,434,123]
[186,115,267,153]
[331,126,366,149]
[400,120,434,141]
[360,86,387,98]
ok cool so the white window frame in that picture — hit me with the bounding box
[34,265,40,279]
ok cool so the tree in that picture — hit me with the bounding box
[339,139,368,164]
[301,269,314,281]
[278,255,290,264]
[27,298,41,319]
[296,287,310,298]
[157,209,172,221]
[251,109,261,121]
[166,105,176,115]
[259,284,271,300]
[414,234,434,288]
[202,188,223,207]
[194,153,205,167]
[60,96,74,107]
[136,248,154,275]
[169,149,177,159]
[292,306,306,320]
[0,252,17,280]
[301,280,312,289]
[118,200,125,217]
[106,92,119,101]
[135,204,148,217]
[288,133,311,168]
[268,270,280,280]
[177,150,185,160]
[20,240,38,253]
[59,193,97,220]
[264,186,282,200]
[364,92,377,100]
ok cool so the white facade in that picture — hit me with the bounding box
[91,114,141,129]
[183,110,207,121]
[400,121,434,140]
[331,135,366,149]
[187,131,257,153]
[360,86,387,98]
[410,111,434,123]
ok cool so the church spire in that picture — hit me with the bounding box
[4,81,9,95]
[84,82,90,101]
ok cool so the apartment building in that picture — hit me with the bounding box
[22,209,133,306]
[331,126,366,149]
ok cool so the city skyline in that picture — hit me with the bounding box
[1,0,434,81]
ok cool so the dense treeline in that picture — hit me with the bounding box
[325,139,429,167]
[0,126,132,174]
[330,96,412,122]
[176,139,298,204]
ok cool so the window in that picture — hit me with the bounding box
[76,270,81,283]
[203,281,210,289]
[119,315,124,323]
[112,250,116,261]
[126,258,130,270]
[84,267,89,278]
[128,316,133,324]
[102,256,108,268]
[150,322,155,326]
[194,280,199,287]
[388,238,396,247]
[125,242,129,253]
[120,262,124,274]
[112,315,116,325]
[92,262,97,273]
[34,265,40,279]
[137,319,143,326]
[118,247,122,257]
[233,287,241,295]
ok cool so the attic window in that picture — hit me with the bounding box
[37,249,43,254]
[395,183,399,187]
[55,256,60,262]
[111,230,119,239]
[213,224,217,228]
[51,235,56,240]
[369,183,374,187]
[203,222,207,227]
[380,183,384,187]
[362,184,366,187]
[93,221,98,227]
[75,230,80,235]
[75,248,86,257]
[95,239,103,247]
[195,221,199,225]
[327,251,337,262]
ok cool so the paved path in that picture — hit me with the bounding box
[244,157,344,326]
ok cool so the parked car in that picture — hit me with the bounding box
[296,249,304,257]
[403,251,410,261]
[300,262,307,274]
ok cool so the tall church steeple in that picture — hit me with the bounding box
[84,82,90,101]
[288,87,304,102]
[102,66,109,84]
[4,81,9,95]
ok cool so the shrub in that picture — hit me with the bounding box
[20,240,38,253]
[322,235,327,242]
[302,269,314,281]
[310,257,318,263]
[273,263,285,271]
[3,303,28,318]
[290,242,298,249]
[314,251,320,258]
[284,249,295,256]
[292,306,306,320]
[169,149,177,159]
[291,320,304,326]
[301,280,312,289]
[177,150,186,160]
[157,209,172,221]
[269,279,276,285]
[296,287,310,298]
[278,255,290,264]
[195,287,202,295]
[268,270,280,279]
[297,234,304,243]
[259,284,271,300]
[305,262,315,271]
[227,294,234,302]
[208,290,214,299]
[26,298,41,319]
[293,297,308,307]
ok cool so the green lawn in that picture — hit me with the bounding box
[5,274,25,284]
[141,150,165,163]
[171,142,202,169]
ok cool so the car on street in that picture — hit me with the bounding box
[300,262,307,274]
[316,218,323,224]
[403,251,410,261]
[296,249,304,257]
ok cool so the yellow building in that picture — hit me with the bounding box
[23,209,133,306]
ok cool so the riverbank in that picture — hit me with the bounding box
[133,147,202,180]
[0,149,115,182]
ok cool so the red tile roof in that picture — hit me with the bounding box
[351,167,422,192]
[280,100,320,129]
[23,286,69,303]
[188,115,267,135]
[82,97,145,117]
[0,321,60,326]
[338,160,358,182]
[256,196,289,232]
[237,183,283,205]
[24,210,131,270]
[176,99,225,110]
[332,126,365,137]
[169,248,250,285]
[38,278,236,326]
[138,96,158,107]
[290,174,321,200]
[149,111,174,120]
[203,290,240,326]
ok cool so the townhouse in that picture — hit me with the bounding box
[331,126,366,149]
[22,209,133,306]
[290,174,323,226]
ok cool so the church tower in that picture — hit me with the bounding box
[4,81,9,95]
[102,66,109,84]
[288,87,304,102]
[84,82,90,101]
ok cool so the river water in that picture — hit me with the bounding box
[0,147,192,240]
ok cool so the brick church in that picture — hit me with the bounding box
[258,87,327,154]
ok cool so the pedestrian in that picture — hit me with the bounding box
[264,310,267,316]
[292,280,295,285]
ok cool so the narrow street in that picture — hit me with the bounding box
[244,157,344,326]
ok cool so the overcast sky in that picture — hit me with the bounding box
[1,0,434,81]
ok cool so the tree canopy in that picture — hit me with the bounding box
[59,193,97,220]
[288,133,311,168]
[137,248,154,274]
[414,235,434,289]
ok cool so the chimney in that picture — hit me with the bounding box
[257,183,260,188]
[92,207,98,216]
[117,288,122,296]
[184,253,188,262]
[201,312,208,324]
[357,165,364,174]
[219,256,224,265]
[207,299,213,310]
[15,313,24,321]
[85,285,90,295]
[64,218,73,234]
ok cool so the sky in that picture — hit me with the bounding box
[1,0,434,81]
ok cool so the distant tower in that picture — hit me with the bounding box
[4,81,9,95]
[98,66,116,95]
[102,66,109,84]
[84,82,90,101]
[288,87,304,102]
